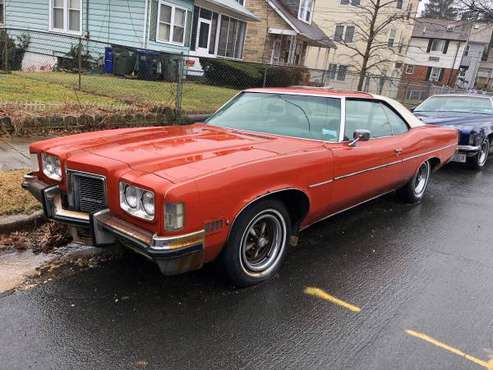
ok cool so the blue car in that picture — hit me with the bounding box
[413,94,493,169]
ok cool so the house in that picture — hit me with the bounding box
[0,0,4,26]
[2,0,258,73]
[304,0,419,93]
[241,0,335,66]
[477,48,493,90]
[457,23,493,89]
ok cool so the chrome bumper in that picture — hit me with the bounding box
[22,174,205,275]
[457,145,481,153]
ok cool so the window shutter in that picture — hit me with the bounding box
[443,40,449,54]
[149,0,159,42]
[425,67,432,80]
[426,39,432,53]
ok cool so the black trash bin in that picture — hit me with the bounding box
[136,49,161,81]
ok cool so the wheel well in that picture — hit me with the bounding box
[428,157,441,172]
[238,190,310,234]
[488,133,493,144]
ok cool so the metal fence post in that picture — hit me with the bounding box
[175,54,184,117]
[3,30,8,73]
[78,37,82,90]
[263,66,268,88]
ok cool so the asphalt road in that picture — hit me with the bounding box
[1,163,493,370]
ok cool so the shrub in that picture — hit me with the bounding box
[199,58,308,89]
[57,44,93,72]
[0,31,30,71]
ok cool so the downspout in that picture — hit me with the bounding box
[448,40,461,87]
[86,0,89,38]
[143,0,149,48]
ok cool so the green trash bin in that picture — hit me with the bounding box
[112,46,137,76]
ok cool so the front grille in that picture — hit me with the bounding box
[68,171,107,213]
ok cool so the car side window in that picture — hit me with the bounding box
[345,100,393,140]
[381,104,409,135]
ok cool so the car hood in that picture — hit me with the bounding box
[37,124,321,183]
[414,112,493,130]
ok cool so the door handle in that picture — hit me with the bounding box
[394,148,403,155]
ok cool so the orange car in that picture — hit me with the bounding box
[23,88,458,286]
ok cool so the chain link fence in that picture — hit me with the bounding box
[0,27,474,122]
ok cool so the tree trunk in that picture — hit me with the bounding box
[357,0,380,91]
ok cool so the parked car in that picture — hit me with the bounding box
[22,88,458,287]
[413,94,493,169]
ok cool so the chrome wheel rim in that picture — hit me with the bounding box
[478,139,489,167]
[239,209,287,276]
[414,161,430,197]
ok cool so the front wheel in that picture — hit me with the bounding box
[397,160,431,204]
[467,138,490,170]
[219,199,291,287]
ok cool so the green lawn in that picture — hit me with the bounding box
[12,72,238,113]
[0,73,118,105]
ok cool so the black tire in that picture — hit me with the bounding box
[397,160,431,204]
[467,138,490,170]
[219,199,291,287]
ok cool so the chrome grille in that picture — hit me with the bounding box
[68,171,107,213]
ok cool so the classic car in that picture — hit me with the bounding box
[22,88,458,287]
[413,94,493,169]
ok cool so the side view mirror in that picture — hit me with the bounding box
[349,129,371,147]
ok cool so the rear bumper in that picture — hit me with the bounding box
[22,174,205,275]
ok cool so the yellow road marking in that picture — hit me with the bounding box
[304,287,361,312]
[406,330,489,368]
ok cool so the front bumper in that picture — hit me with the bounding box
[22,174,205,275]
[457,145,481,153]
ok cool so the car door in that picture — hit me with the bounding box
[327,99,406,213]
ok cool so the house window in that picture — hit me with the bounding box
[459,66,468,77]
[235,0,245,5]
[387,29,396,47]
[328,64,348,81]
[217,15,246,59]
[405,65,414,74]
[298,0,313,23]
[464,44,469,56]
[157,2,188,45]
[334,25,354,43]
[431,39,446,52]
[0,0,4,25]
[340,0,360,6]
[428,67,443,81]
[396,0,403,9]
[50,0,81,33]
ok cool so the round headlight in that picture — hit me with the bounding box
[141,191,155,216]
[124,185,138,209]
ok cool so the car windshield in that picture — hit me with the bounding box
[415,96,493,114]
[207,92,342,141]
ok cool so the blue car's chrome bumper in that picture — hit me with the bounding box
[458,145,481,153]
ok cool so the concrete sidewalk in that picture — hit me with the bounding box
[0,136,48,170]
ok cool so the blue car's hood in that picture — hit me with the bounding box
[414,111,493,129]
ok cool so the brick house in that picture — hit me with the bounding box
[242,0,335,66]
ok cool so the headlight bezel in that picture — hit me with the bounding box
[119,182,155,221]
[30,153,40,173]
[41,153,62,181]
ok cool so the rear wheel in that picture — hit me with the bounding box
[467,138,490,170]
[397,160,431,203]
[219,199,291,287]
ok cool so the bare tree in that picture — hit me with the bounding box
[457,0,493,20]
[334,0,415,91]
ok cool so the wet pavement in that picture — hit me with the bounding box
[0,136,49,170]
[1,163,493,369]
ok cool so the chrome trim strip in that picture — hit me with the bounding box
[308,179,334,188]
[334,143,457,180]
[151,230,205,251]
[334,159,402,181]
[301,190,395,231]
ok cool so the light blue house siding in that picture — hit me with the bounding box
[5,0,194,64]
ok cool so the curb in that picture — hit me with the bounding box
[0,211,46,234]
